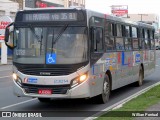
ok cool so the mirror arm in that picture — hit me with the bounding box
[7,22,14,27]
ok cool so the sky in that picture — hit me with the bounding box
[86,0,160,15]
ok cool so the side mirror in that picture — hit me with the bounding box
[5,27,9,42]
[4,22,14,49]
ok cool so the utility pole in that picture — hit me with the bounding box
[138,14,148,22]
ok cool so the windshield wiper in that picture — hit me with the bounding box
[53,25,68,45]
[29,26,43,55]
[51,25,68,53]
[39,29,43,55]
[29,26,42,42]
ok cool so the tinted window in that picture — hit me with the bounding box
[105,22,114,36]
[105,36,115,50]
[117,24,122,37]
[116,38,124,50]
[132,27,137,38]
[125,26,130,37]
[93,27,103,52]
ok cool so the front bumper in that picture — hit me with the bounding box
[13,79,91,99]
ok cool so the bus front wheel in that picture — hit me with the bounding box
[95,74,110,104]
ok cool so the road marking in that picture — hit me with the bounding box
[0,98,37,110]
[84,81,160,120]
[0,76,11,79]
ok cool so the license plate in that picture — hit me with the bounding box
[38,89,52,95]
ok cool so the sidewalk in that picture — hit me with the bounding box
[0,59,12,65]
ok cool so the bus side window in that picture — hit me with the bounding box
[132,27,139,50]
[92,27,103,52]
[147,29,151,49]
[124,25,132,50]
[115,24,124,50]
[144,29,150,49]
[150,30,155,50]
[105,22,115,51]
[141,29,145,49]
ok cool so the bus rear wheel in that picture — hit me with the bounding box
[95,74,110,104]
[38,98,51,103]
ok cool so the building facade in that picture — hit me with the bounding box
[18,0,85,9]
[0,0,19,20]
[0,0,19,57]
[10,0,23,10]
[64,0,85,8]
[127,14,159,31]
[126,14,159,46]
[25,0,64,9]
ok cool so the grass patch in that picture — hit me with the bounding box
[96,84,160,120]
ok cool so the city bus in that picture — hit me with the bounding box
[5,7,155,104]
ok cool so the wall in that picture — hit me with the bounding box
[0,0,18,57]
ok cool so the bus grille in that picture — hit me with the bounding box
[18,67,75,76]
[22,84,70,94]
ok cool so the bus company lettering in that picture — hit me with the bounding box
[54,80,69,84]
[106,53,117,70]
[24,78,38,83]
[135,53,140,63]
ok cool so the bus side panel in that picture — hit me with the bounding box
[104,52,118,90]
[89,49,155,97]
[89,52,117,97]
[117,51,134,88]
[132,51,142,83]
[148,50,155,76]
[143,50,150,77]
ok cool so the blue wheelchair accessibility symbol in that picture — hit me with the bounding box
[46,53,56,64]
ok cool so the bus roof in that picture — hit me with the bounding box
[21,6,85,12]
[17,7,154,29]
[86,9,154,29]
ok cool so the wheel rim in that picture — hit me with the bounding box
[103,80,110,96]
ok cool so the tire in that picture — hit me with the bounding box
[38,98,51,103]
[136,67,144,86]
[94,74,111,104]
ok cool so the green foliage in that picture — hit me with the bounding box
[97,85,160,120]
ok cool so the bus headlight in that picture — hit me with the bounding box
[80,74,87,82]
[13,73,18,80]
[71,73,88,88]
[12,73,22,86]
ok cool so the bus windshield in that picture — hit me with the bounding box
[13,26,88,64]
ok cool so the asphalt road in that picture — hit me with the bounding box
[0,51,160,120]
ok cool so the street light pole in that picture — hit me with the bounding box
[138,14,148,22]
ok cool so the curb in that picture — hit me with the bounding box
[0,63,12,66]
[84,81,160,120]
[0,60,12,66]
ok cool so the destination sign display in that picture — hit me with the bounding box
[23,12,78,22]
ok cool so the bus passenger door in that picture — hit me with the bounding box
[90,27,104,64]
[90,27,105,96]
